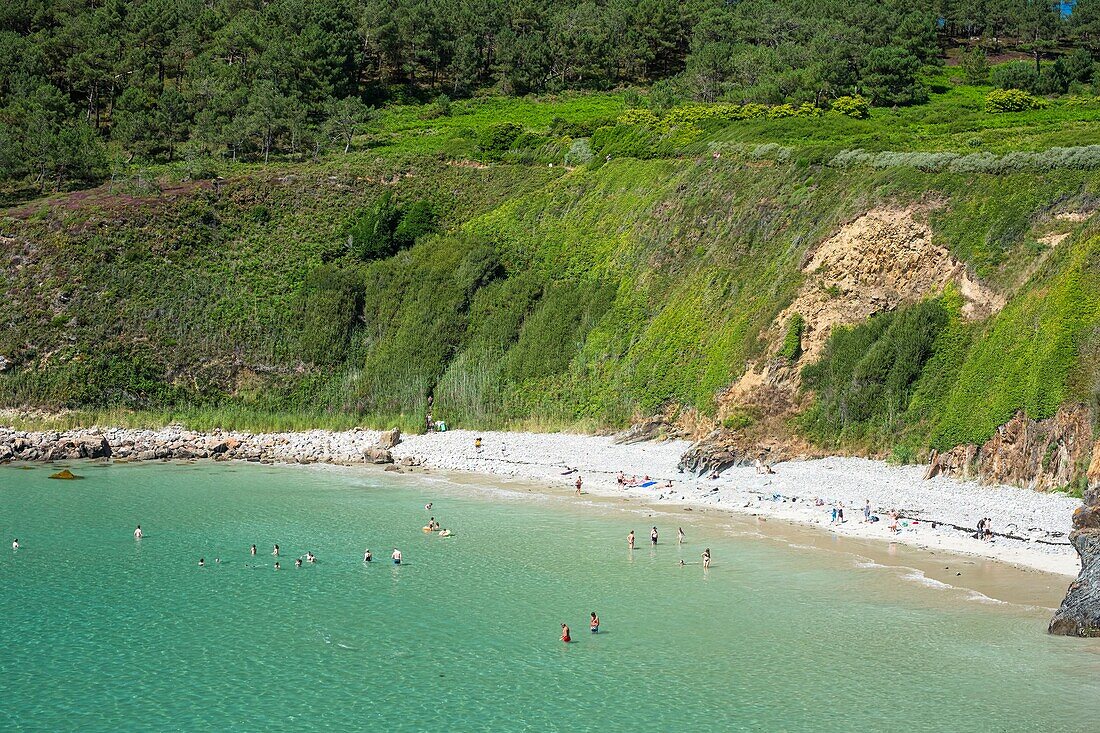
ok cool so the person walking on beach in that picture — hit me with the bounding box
[590,612,600,634]
[678,527,685,544]
[561,623,571,643]
[134,525,143,539]
[575,476,583,496]
[250,544,257,556]
[651,527,659,545]
[837,505,845,523]
[863,500,871,523]
[392,548,402,565]
[628,530,635,549]
[701,548,711,569]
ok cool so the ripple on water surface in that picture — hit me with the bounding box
[0,462,1098,732]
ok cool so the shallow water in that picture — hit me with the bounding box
[1,462,1097,732]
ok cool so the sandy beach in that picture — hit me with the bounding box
[390,429,1082,577]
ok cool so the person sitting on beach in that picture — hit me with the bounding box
[590,612,599,634]
[134,525,143,540]
[198,557,205,567]
[628,530,635,549]
[708,471,720,480]
[701,548,711,569]
[561,623,571,643]
[295,558,303,568]
[475,437,483,453]
[392,548,402,565]
[665,480,673,488]
[650,527,659,545]
[272,544,280,557]
[364,549,373,562]
[250,544,257,556]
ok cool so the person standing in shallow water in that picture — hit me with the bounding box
[272,544,280,557]
[650,527,658,545]
[134,525,143,539]
[392,548,402,565]
[250,544,257,556]
[561,623,571,642]
[701,548,711,569]
[678,527,685,545]
[628,530,635,550]
[590,612,599,634]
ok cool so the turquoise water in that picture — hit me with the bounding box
[1,462,1097,732]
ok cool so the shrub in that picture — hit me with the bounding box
[830,95,871,119]
[616,109,660,126]
[478,122,524,157]
[960,46,990,85]
[985,88,1046,113]
[344,194,436,261]
[779,313,804,362]
[565,137,593,165]
[418,94,452,120]
[392,200,436,250]
[991,62,1040,94]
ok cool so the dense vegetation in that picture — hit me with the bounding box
[4,3,1100,470]
[7,0,1100,190]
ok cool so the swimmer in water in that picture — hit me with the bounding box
[215,558,220,565]
[274,561,281,570]
[12,538,19,550]
[678,527,685,545]
[561,623,571,643]
[590,611,599,634]
[701,548,711,569]
[679,559,685,567]
[628,530,635,550]
[392,548,402,565]
[199,558,205,567]
[295,558,303,568]
[272,544,280,557]
[306,551,316,563]
[425,503,432,511]
[438,528,452,537]
[250,544,257,556]
[364,549,373,563]
[134,525,143,539]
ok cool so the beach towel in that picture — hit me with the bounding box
[639,480,658,488]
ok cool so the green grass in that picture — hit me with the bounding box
[4,85,1100,459]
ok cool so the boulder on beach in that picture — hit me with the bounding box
[377,428,402,449]
[48,469,81,480]
[362,447,394,464]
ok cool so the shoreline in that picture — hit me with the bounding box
[1,424,1082,578]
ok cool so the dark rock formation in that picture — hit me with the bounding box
[677,430,779,475]
[1049,447,1100,636]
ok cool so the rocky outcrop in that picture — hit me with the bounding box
[927,405,1092,491]
[0,426,387,466]
[1049,446,1100,636]
[677,430,786,476]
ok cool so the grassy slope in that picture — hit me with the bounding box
[3,83,1100,455]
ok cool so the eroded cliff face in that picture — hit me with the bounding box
[1049,446,1100,636]
[925,405,1093,491]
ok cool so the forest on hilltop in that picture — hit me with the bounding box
[4,0,1100,188]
